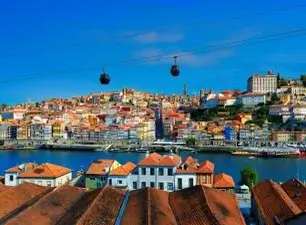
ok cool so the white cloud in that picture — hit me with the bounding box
[132,32,184,43]
[133,48,234,68]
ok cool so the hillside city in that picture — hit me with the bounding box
[1,71,306,146]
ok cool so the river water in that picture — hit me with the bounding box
[0,149,305,184]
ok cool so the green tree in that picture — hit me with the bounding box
[186,136,197,146]
[300,74,306,87]
[240,167,259,188]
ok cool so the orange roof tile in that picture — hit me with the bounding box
[214,173,235,188]
[138,153,181,166]
[0,183,53,221]
[169,185,246,225]
[5,185,85,225]
[121,188,176,225]
[86,159,115,175]
[18,163,71,178]
[281,178,306,211]
[109,162,136,176]
[77,186,125,225]
[56,189,101,225]
[197,160,214,174]
[252,179,302,225]
[5,162,38,173]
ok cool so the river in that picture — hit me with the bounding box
[0,149,305,184]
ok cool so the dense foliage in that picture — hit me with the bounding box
[240,166,259,188]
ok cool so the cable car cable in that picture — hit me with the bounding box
[0,3,306,60]
[1,27,306,83]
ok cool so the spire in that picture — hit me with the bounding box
[183,84,187,96]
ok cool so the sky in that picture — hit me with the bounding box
[1,0,306,104]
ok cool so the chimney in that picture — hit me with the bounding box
[145,151,149,158]
[105,166,110,173]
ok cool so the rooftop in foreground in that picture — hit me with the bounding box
[0,183,245,225]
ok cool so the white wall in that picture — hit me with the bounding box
[18,172,72,187]
[129,166,177,191]
[4,172,19,186]
[108,176,128,188]
[174,174,196,190]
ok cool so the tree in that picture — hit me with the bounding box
[186,136,197,146]
[240,166,259,188]
[300,74,306,87]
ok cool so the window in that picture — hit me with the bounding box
[150,182,155,188]
[177,178,182,190]
[90,177,95,180]
[46,181,52,187]
[158,168,164,176]
[109,179,112,186]
[141,182,146,188]
[150,168,155,175]
[118,180,123,184]
[189,178,194,187]
[158,182,164,190]
[133,182,137,189]
[9,175,14,181]
[167,168,173,176]
[167,183,174,191]
[141,168,146,175]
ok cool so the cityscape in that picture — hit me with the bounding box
[1,1,306,225]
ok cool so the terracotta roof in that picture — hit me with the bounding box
[198,160,214,174]
[0,182,53,221]
[109,162,136,176]
[169,185,246,225]
[138,153,181,166]
[121,188,176,225]
[77,186,125,225]
[214,173,235,188]
[0,182,10,193]
[56,189,101,225]
[5,162,38,173]
[281,178,306,211]
[252,179,302,225]
[18,163,71,178]
[86,159,116,175]
[5,185,85,225]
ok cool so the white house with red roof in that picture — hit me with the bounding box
[5,162,72,187]
[129,151,181,191]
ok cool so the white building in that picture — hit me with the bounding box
[108,162,136,188]
[129,152,181,191]
[247,73,277,93]
[5,162,72,187]
[239,92,266,106]
[5,162,38,186]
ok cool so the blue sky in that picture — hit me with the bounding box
[1,0,306,104]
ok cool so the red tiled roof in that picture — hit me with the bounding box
[109,162,136,176]
[18,163,71,178]
[86,159,115,175]
[281,178,306,211]
[57,189,101,225]
[214,173,235,188]
[77,186,125,225]
[0,182,53,220]
[0,182,10,193]
[252,179,302,225]
[169,185,246,225]
[5,185,85,225]
[138,153,181,166]
[198,160,214,174]
[121,188,176,225]
[5,163,38,173]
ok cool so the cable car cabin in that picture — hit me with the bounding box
[170,65,180,76]
[99,73,110,85]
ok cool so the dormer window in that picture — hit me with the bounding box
[183,164,188,170]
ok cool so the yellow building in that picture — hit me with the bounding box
[0,114,2,122]
[52,122,62,138]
